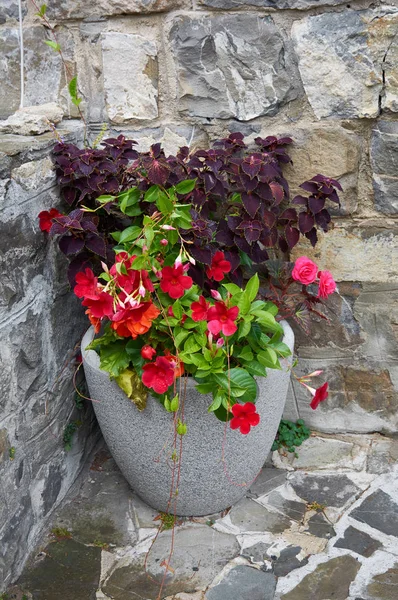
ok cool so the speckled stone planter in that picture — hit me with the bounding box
[82,322,294,516]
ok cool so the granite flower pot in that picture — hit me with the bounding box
[82,321,294,516]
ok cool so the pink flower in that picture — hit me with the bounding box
[207,302,239,337]
[142,356,175,394]
[191,296,209,322]
[160,264,193,299]
[310,382,329,410]
[318,270,336,299]
[38,208,62,232]
[230,402,260,435]
[74,268,98,300]
[206,251,231,282]
[292,256,318,285]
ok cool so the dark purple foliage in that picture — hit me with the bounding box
[49,133,341,288]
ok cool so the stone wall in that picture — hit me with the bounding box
[0,121,99,590]
[1,0,398,587]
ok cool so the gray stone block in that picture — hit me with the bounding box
[288,472,361,508]
[371,122,398,214]
[292,8,398,119]
[170,14,298,121]
[82,322,294,516]
[200,0,347,8]
[350,490,398,537]
[334,525,382,557]
[206,565,276,600]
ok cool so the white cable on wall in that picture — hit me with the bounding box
[18,0,24,108]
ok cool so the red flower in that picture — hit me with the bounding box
[110,252,154,296]
[38,208,62,232]
[191,296,209,322]
[82,292,114,319]
[207,302,239,336]
[163,351,184,378]
[317,271,336,299]
[111,302,160,338]
[206,251,231,282]
[230,402,260,435]
[141,345,157,360]
[160,265,193,299]
[74,268,98,299]
[142,356,175,394]
[310,382,329,410]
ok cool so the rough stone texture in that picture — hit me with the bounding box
[292,227,398,283]
[82,323,294,516]
[201,0,348,8]
[246,467,287,499]
[366,564,398,599]
[205,565,276,600]
[0,124,98,590]
[104,526,239,599]
[101,32,158,124]
[288,472,361,508]
[265,491,307,521]
[281,555,361,600]
[272,546,309,577]
[334,525,382,557]
[292,8,398,119]
[371,121,398,214]
[306,512,336,539]
[350,490,398,537]
[0,103,64,136]
[367,438,398,474]
[0,26,75,119]
[229,497,291,533]
[0,0,27,23]
[47,0,183,19]
[18,539,101,600]
[170,14,298,121]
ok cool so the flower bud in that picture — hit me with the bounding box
[160,224,176,231]
[160,238,168,246]
[210,289,222,301]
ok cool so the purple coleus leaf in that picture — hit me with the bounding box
[59,235,85,256]
[305,227,318,247]
[250,244,269,263]
[203,172,217,194]
[237,220,262,244]
[279,208,297,223]
[315,209,331,231]
[63,186,76,205]
[256,182,273,201]
[241,154,263,179]
[147,159,170,185]
[299,181,319,194]
[292,195,308,206]
[308,196,325,214]
[85,234,107,258]
[240,173,259,193]
[260,227,278,248]
[190,245,213,265]
[227,215,242,233]
[285,225,300,249]
[263,210,276,228]
[311,174,343,192]
[298,212,315,234]
[234,235,251,254]
[242,193,261,218]
[269,182,284,205]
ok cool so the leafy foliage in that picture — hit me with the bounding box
[271,419,311,457]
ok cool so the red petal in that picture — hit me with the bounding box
[239,421,251,435]
[208,320,222,335]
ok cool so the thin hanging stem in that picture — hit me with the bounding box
[18,0,24,108]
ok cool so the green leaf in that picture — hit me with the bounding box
[228,368,258,403]
[174,330,189,348]
[236,291,251,315]
[119,187,140,213]
[184,337,202,353]
[71,97,82,107]
[45,40,61,52]
[272,342,292,358]
[68,76,78,99]
[118,225,142,243]
[130,255,147,270]
[156,192,174,214]
[258,349,282,370]
[246,273,259,302]
[238,346,254,362]
[195,382,214,394]
[175,179,197,195]
[238,320,251,340]
[172,300,183,320]
[97,194,116,204]
[144,185,161,203]
[99,341,131,377]
[208,390,224,413]
[223,283,242,296]
[245,361,267,377]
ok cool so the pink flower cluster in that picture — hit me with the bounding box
[292,256,336,299]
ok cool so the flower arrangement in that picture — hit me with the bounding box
[39,132,340,434]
